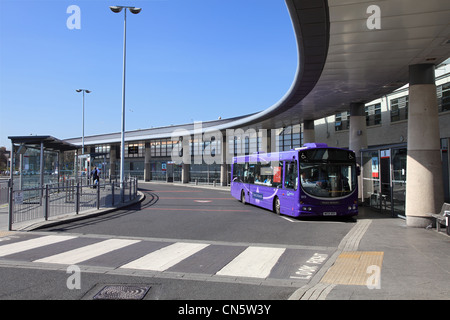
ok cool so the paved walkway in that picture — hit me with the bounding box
[292,208,450,300]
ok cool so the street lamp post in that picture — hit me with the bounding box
[109,5,141,198]
[76,89,91,155]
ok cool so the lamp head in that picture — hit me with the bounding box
[109,6,123,13]
[129,7,142,14]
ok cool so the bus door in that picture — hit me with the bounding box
[239,162,253,203]
[279,160,298,215]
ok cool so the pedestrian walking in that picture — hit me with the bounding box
[91,166,100,188]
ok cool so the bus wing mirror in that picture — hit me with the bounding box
[356,166,361,176]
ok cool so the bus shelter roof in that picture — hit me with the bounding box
[8,135,78,152]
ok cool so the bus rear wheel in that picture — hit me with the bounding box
[274,197,281,215]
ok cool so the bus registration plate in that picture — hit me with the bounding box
[323,212,337,216]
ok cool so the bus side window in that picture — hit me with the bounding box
[285,161,298,190]
[272,162,282,188]
[233,163,244,182]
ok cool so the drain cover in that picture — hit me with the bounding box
[93,285,151,300]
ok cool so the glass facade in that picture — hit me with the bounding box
[361,145,407,217]
[438,82,450,113]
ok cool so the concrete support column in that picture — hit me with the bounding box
[406,64,444,228]
[109,145,117,180]
[181,163,190,183]
[349,102,367,201]
[303,120,315,144]
[349,102,367,161]
[265,129,272,153]
[220,133,227,186]
[144,142,152,181]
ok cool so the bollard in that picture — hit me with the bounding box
[76,182,80,214]
[97,179,100,210]
[8,181,13,231]
[112,181,115,206]
[44,185,49,221]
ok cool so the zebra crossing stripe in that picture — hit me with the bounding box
[120,242,209,271]
[34,239,141,265]
[216,246,286,278]
[0,235,77,257]
[0,235,305,282]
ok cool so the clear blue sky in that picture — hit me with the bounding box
[0,0,297,148]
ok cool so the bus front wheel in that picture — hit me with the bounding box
[274,197,281,215]
[241,190,247,205]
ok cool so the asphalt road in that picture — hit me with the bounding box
[42,182,355,247]
[0,182,357,303]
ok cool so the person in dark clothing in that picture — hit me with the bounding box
[91,166,100,188]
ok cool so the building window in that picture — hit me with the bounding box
[94,144,111,158]
[128,145,138,155]
[125,142,144,158]
[365,103,381,126]
[335,112,350,131]
[438,82,450,113]
[390,96,408,122]
[276,125,301,151]
[150,138,174,158]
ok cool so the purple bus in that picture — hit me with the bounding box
[231,143,358,218]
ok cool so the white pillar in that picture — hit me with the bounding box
[405,64,444,228]
[349,102,367,201]
[349,102,367,160]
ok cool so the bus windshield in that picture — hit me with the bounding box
[300,162,356,198]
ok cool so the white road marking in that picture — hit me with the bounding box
[0,235,77,257]
[120,242,209,271]
[216,246,286,278]
[34,239,141,265]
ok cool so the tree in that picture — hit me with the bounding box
[0,147,8,172]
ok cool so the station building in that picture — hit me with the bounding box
[62,63,450,219]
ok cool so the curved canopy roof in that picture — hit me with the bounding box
[66,0,450,146]
[217,0,450,131]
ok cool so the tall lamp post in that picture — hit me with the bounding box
[109,5,141,197]
[76,89,91,155]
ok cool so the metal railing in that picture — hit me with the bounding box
[0,180,9,205]
[6,178,138,230]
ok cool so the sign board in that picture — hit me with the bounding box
[14,191,24,205]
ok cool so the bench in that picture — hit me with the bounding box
[428,203,450,235]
